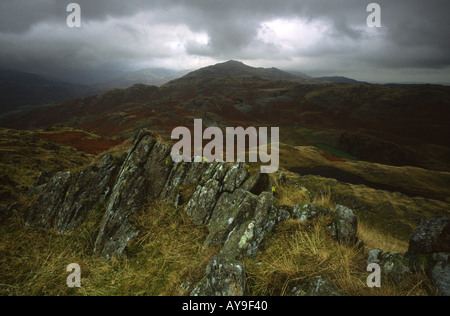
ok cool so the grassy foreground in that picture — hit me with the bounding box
[0,200,217,296]
[0,180,439,296]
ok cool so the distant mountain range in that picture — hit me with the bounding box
[314,76,368,85]
[0,68,190,115]
[92,68,191,91]
[0,60,442,116]
[2,60,449,174]
[0,69,97,115]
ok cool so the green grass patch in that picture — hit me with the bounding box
[315,143,357,161]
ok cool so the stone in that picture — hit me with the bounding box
[191,255,246,296]
[27,170,58,197]
[144,141,174,198]
[222,163,250,193]
[306,276,346,296]
[55,154,120,233]
[292,204,331,222]
[277,172,287,186]
[331,205,358,246]
[406,216,450,296]
[408,216,450,255]
[185,179,222,226]
[432,260,450,296]
[204,189,258,247]
[25,171,72,229]
[368,249,411,283]
[220,193,290,260]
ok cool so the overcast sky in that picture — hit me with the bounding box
[0,0,449,84]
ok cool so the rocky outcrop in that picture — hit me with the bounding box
[367,249,411,283]
[25,128,365,296]
[191,255,246,296]
[408,216,450,255]
[365,215,450,296]
[220,192,290,260]
[306,277,346,297]
[25,129,279,260]
[329,205,359,247]
[406,216,450,296]
[431,254,450,297]
[292,204,331,222]
[292,203,360,247]
[289,276,346,296]
[26,154,120,233]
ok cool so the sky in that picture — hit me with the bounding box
[0,0,449,84]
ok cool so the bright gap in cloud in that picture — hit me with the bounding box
[257,18,329,52]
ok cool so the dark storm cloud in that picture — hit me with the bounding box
[0,0,449,83]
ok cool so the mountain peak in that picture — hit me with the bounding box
[221,60,245,65]
[168,60,308,84]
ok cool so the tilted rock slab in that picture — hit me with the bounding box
[26,154,120,233]
[26,128,363,296]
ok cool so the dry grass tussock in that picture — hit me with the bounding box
[246,179,438,296]
[0,173,439,296]
[273,176,333,209]
[0,199,217,296]
[245,218,437,296]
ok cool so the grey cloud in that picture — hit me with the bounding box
[0,0,449,83]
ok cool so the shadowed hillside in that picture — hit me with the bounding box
[1,62,449,173]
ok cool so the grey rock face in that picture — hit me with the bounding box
[26,171,72,229]
[292,204,331,222]
[432,258,450,296]
[23,128,367,296]
[406,216,450,296]
[27,170,58,197]
[222,192,290,260]
[306,277,346,296]
[26,154,122,234]
[94,132,157,259]
[368,249,411,283]
[222,163,249,193]
[185,179,222,226]
[331,205,358,246]
[204,189,258,247]
[191,255,246,297]
[56,154,120,233]
[408,216,450,255]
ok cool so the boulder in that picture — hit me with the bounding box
[408,216,450,255]
[406,216,450,296]
[368,249,411,283]
[55,154,120,233]
[292,204,331,222]
[432,254,450,296]
[25,171,72,229]
[94,131,157,259]
[191,255,246,296]
[306,276,346,296]
[222,163,250,193]
[220,192,290,260]
[204,189,258,247]
[185,179,222,226]
[329,205,358,246]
